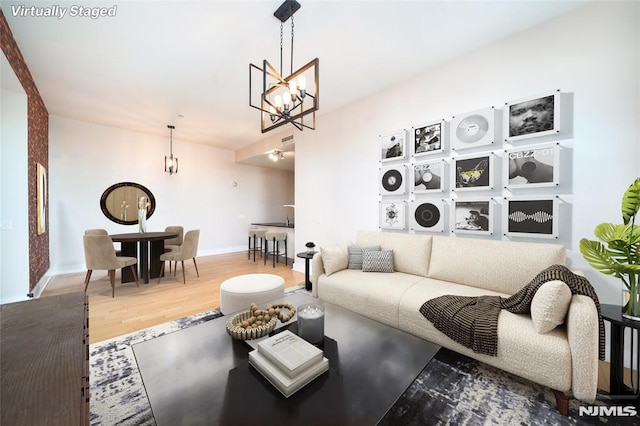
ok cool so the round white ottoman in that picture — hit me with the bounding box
[220,273,285,315]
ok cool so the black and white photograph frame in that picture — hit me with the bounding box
[411,199,445,233]
[504,197,559,239]
[504,90,561,142]
[380,201,407,230]
[412,119,446,158]
[379,164,407,196]
[451,106,496,151]
[380,129,408,162]
[452,153,495,191]
[412,160,446,194]
[452,199,493,235]
[504,143,560,189]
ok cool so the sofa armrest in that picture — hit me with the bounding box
[311,252,325,298]
[566,294,599,402]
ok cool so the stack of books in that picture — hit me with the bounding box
[248,330,329,397]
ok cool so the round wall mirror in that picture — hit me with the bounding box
[100,182,156,225]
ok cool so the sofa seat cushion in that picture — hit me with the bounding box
[317,270,424,328]
[398,278,572,392]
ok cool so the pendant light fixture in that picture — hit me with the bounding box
[164,125,178,175]
[249,0,319,134]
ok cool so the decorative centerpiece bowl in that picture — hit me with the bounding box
[226,310,277,340]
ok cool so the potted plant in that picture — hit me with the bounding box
[305,241,316,254]
[580,177,640,319]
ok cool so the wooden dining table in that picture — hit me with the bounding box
[109,231,179,284]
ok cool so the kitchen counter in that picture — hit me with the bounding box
[251,222,294,228]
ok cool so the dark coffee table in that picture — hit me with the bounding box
[133,292,440,425]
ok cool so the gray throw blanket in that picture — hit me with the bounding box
[419,265,605,360]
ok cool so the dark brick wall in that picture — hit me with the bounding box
[1,9,50,291]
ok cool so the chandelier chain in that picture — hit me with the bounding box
[290,16,294,76]
[279,22,284,76]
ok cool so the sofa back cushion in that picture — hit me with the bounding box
[356,230,431,277]
[427,236,566,294]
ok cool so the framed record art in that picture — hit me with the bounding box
[452,153,494,191]
[380,129,408,162]
[411,199,445,233]
[452,199,493,235]
[451,106,496,151]
[412,119,446,158]
[504,197,558,238]
[379,164,407,196]
[380,201,407,230]
[504,143,560,189]
[412,160,445,194]
[504,90,560,142]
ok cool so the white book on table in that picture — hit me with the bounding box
[248,350,329,398]
[257,330,323,379]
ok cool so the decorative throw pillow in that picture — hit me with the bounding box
[348,245,381,269]
[362,250,394,273]
[530,280,573,334]
[320,243,350,277]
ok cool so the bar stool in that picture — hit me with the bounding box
[264,231,287,268]
[248,229,267,262]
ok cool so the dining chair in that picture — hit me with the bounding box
[164,225,184,272]
[83,234,139,297]
[84,229,121,255]
[158,229,200,284]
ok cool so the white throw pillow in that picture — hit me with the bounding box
[530,280,572,334]
[320,242,350,276]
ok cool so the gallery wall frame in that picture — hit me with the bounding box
[380,201,407,230]
[412,159,446,194]
[412,119,446,158]
[451,106,497,151]
[379,164,407,196]
[504,196,559,239]
[36,162,47,235]
[452,198,493,235]
[504,89,561,143]
[504,143,560,189]
[411,199,445,233]
[380,129,408,162]
[452,153,495,191]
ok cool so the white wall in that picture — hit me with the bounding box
[49,116,294,274]
[294,1,639,305]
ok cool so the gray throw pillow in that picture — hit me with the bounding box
[348,245,381,269]
[362,250,394,273]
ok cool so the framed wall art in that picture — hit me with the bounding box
[37,162,47,235]
[380,201,407,230]
[379,164,407,196]
[380,129,408,162]
[504,143,560,189]
[452,153,494,191]
[451,106,497,151]
[504,90,560,142]
[452,199,493,235]
[412,119,446,158]
[412,160,446,194]
[411,199,445,233]
[504,197,558,238]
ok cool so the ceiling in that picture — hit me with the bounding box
[1,0,584,168]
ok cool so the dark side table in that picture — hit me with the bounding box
[296,251,316,291]
[601,303,640,403]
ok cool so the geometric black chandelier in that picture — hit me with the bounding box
[164,124,178,175]
[249,0,319,134]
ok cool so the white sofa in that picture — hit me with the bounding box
[311,230,600,412]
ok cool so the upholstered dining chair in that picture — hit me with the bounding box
[83,234,138,297]
[158,229,200,284]
[164,225,184,272]
[84,228,121,255]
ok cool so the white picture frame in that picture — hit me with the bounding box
[504,197,559,239]
[380,201,407,230]
[412,160,446,194]
[504,143,560,189]
[452,153,495,191]
[379,164,407,196]
[412,119,446,158]
[451,106,497,151]
[504,90,561,142]
[411,199,445,233]
[380,129,408,162]
[452,199,493,235]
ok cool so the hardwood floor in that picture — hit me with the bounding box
[42,251,305,344]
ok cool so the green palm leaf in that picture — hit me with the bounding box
[579,238,622,277]
[622,178,640,225]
